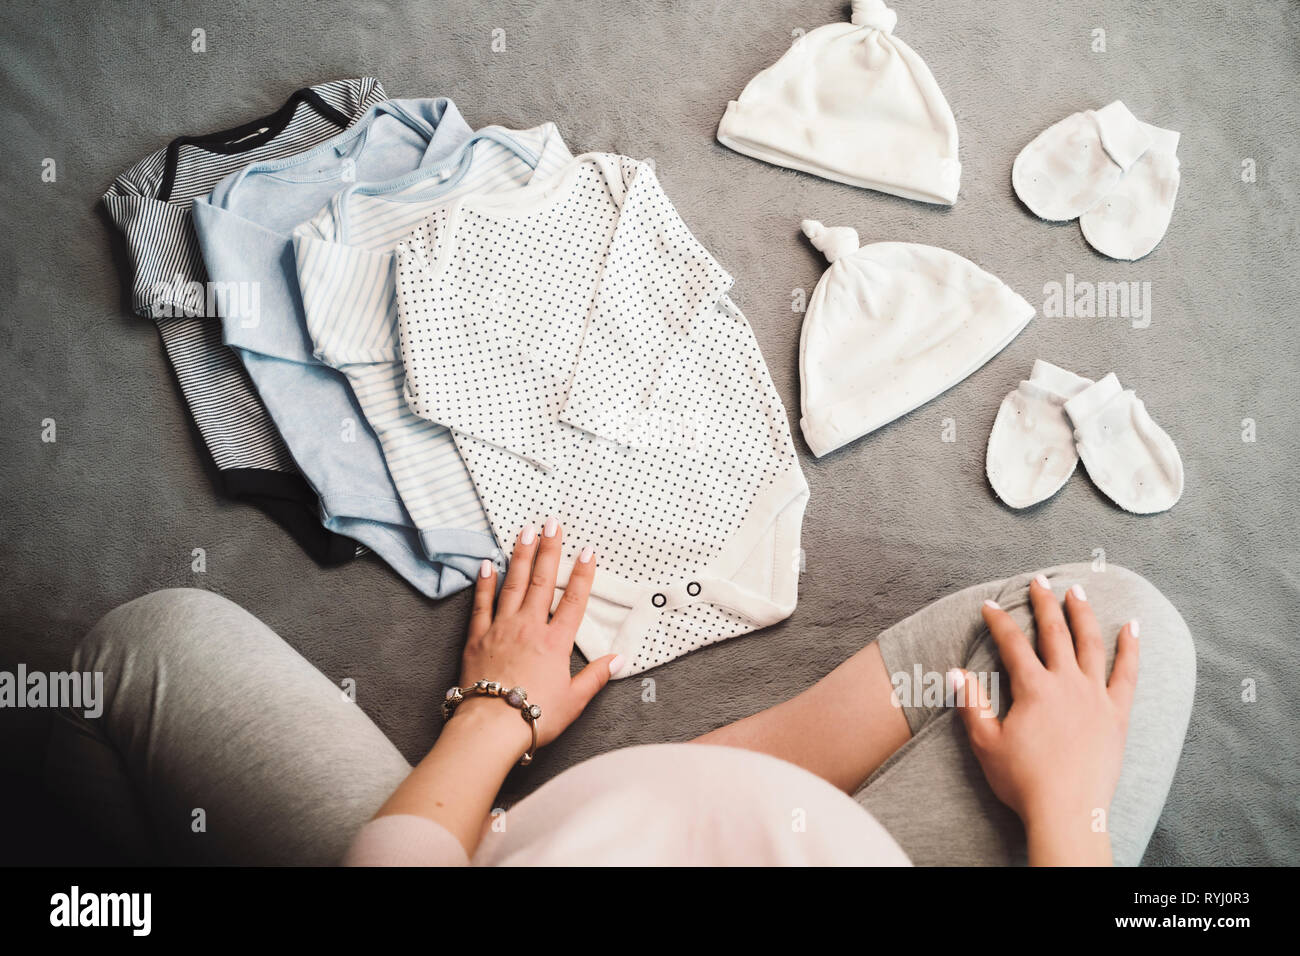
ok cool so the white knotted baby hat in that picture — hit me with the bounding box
[717,0,960,205]
[798,220,1035,457]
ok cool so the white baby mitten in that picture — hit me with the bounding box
[1064,373,1184,514]
[1080,123,1181,261]
[986,360,1094,509]
[1013,101,1151,221]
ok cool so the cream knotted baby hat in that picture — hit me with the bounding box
[798,220,1035,457]
[717,0,960,205]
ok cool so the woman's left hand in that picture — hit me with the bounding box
[369,519,619,857]
[457,518,621,750]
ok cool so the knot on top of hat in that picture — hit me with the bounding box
[851,0,897,33]
[801,219,861,264]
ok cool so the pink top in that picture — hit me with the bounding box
[344,743,912,866]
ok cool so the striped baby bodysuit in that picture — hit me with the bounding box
[293,124,574,564]
[102,78,387,564]
[393,154,809,675]
[192,98,481,598]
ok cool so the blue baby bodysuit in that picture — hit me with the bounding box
[192,98,482,597]
[292,125,574,570]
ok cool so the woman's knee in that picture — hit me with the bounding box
[76,588,255,672]
[1047,562,1195,687]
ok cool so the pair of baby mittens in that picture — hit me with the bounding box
[1013,101,1181,261]
[986,360,1183,514]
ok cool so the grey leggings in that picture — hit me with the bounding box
[858,562,1195,865]
[45,563,1194,865]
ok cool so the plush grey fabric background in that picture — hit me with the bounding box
[1,0,1296,865]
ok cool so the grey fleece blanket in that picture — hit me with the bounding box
[0,0,1297,864]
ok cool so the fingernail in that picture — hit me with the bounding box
[578,545,594,564]
[983,598,1000,610]
[543,516,559,538]
[520,524,536,545]
[609,655,626,676]
[1129,619,1140,638]
[1070,584,1087,602]
[947,668,965,693]
[479,559,494,579]
[1034,573,1050,589]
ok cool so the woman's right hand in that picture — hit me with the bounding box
[951,575,1140,866]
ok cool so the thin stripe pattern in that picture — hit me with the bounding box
[294,125,571,545]
[103,78,387,476]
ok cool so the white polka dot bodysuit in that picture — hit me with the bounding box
[394,154,809,676]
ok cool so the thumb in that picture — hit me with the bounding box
[569,653,623,710]
[948,668,1001,752]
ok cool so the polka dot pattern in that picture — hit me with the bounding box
[395,155,803,671]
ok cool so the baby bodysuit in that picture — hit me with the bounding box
[293,124,574,564]
[192,98,481,598]
[103,79,387,564]
[393,154,809,675]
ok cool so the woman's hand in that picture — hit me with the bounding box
[371,519,618,856]
[952,575,1139,866]
[458,518,622,751]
